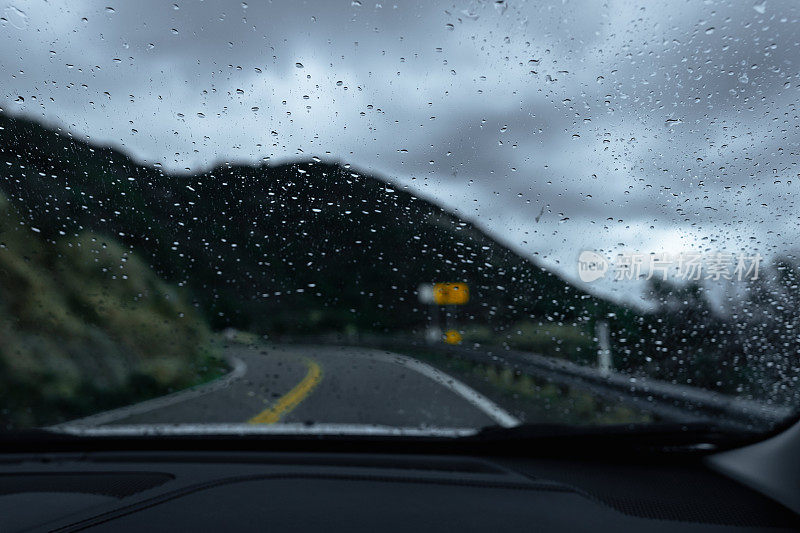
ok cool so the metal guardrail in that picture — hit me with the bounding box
[429,344,792,428]
[275,334,794,429]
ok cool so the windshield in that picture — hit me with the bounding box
[0,0,798,439]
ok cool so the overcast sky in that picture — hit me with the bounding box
[1,0,799,304]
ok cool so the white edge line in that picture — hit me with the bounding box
[49,356,248,429]
[373,352,521,428]
[50,423,478,438]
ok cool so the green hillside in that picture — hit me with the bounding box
[0,191,222,428]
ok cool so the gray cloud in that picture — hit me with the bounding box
[1,0,799,305]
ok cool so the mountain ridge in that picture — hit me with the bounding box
[0,110,628,337]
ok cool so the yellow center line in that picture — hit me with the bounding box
[248,359,323,424]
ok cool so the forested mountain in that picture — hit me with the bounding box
[0,112,624,335]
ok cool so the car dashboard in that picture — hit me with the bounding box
[1,448,797,532]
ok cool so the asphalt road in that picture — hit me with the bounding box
[65,344,519,431]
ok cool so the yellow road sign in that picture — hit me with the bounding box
[443,329,463,345]
[433,282,469,305]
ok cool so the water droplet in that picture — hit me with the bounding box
[445,23,454,31]
[4,6,28,29]
[171,28,179,35]
[295,62,304,68]
[105,6,115,13]
[705,27,715,34]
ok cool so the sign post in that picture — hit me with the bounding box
[418,282,469,344]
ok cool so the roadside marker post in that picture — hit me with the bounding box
[596,320,612,376]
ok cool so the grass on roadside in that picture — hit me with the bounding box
[396,347,653,426]
[459,321,596,365]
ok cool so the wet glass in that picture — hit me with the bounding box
[0,0,798,435]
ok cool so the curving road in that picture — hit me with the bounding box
[56,344,519,432]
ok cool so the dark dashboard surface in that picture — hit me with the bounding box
[0,450,797,532]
